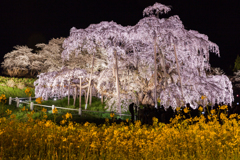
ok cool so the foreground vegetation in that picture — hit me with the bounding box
[1,97,240,159]
[1,76,240,159]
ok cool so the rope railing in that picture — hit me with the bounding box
[8,97,135,120]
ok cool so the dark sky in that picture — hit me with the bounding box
[0,0,239,76]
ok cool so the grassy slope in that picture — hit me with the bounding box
[0,76,133,126]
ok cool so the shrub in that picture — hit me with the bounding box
[16,82,26,90]
[0,83,6,87]
[6,79,16,88]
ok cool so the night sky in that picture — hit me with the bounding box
[0,0,239,76]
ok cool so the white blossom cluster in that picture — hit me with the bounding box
[34,66,98,101]
[143,2,171,17]
[34,3,234,110]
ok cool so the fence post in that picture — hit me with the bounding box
[52,105,55,113]
[9,97,12,105]
[16,97,19,108]
[78,107,82,116]
[29,96,31,102]
[30,102,34,111]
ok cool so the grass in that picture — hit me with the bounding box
[0,75,134,127]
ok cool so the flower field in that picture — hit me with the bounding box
[1,94,240,159]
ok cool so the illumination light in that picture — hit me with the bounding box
[237,102,239,105]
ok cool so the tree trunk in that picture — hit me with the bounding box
[73,86,77,106]
[79,77,82,109]
[85,54,94,110]
[154,37,157,108]
[90,85,92,106]
[101,92,104,104]
[115,50,121,115]
[173,44,184,102]
[68,80,70,106]
[85,90,87,104]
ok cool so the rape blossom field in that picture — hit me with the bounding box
[1,93,240,160]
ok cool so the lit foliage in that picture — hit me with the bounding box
[34,2,233,110]
[1,46,44,77]
[35,37,66,73]
[233,55,240,72]
[35,97,43,104]
[0,94,7,104]
[25,87,32,97]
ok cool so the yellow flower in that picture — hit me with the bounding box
[41,107,47,113]
[21,106,26,112]
[65,113,72,119]
[45,120,52,127]
[62,137,67,142]
[43,115,48,119]
[220,113,227,120]
[152,117,158,123]
[52,108,58,114]
[35,97,43,104]
[0,94,6,99]
[60,119,66,125]
[10,114,16,119]
[157,98,161,103]
[220,105,228,110]
[84,122,90,127]
[126,118,129,123]
[105,118,109,123]
[176,107,181,112]
[27,113,32,118]
[210,109,216,115]
[110,113,115,118]
[25,88,32,97]
[198,106,203,112]
[90,142,96,148]
[5,109,12,115]
[238,115,240,119]
[229,114,237,119]
[201,95,207,100]
[183,107,190,113]
[0,94,6,104]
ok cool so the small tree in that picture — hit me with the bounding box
[233,55,240,72]
[36,37,66,73]
[1,46,43,78]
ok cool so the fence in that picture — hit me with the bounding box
[9,97,136,120]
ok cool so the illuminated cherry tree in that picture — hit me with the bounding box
[35,2,234,112]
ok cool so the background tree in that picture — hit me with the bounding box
[1,46,43,78]
[35,37,66,73]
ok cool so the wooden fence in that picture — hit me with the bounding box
[8,97,136,120]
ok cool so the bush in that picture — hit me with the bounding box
[16,82,26,90]
[0,83,6,87]
[6,79,16,88]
